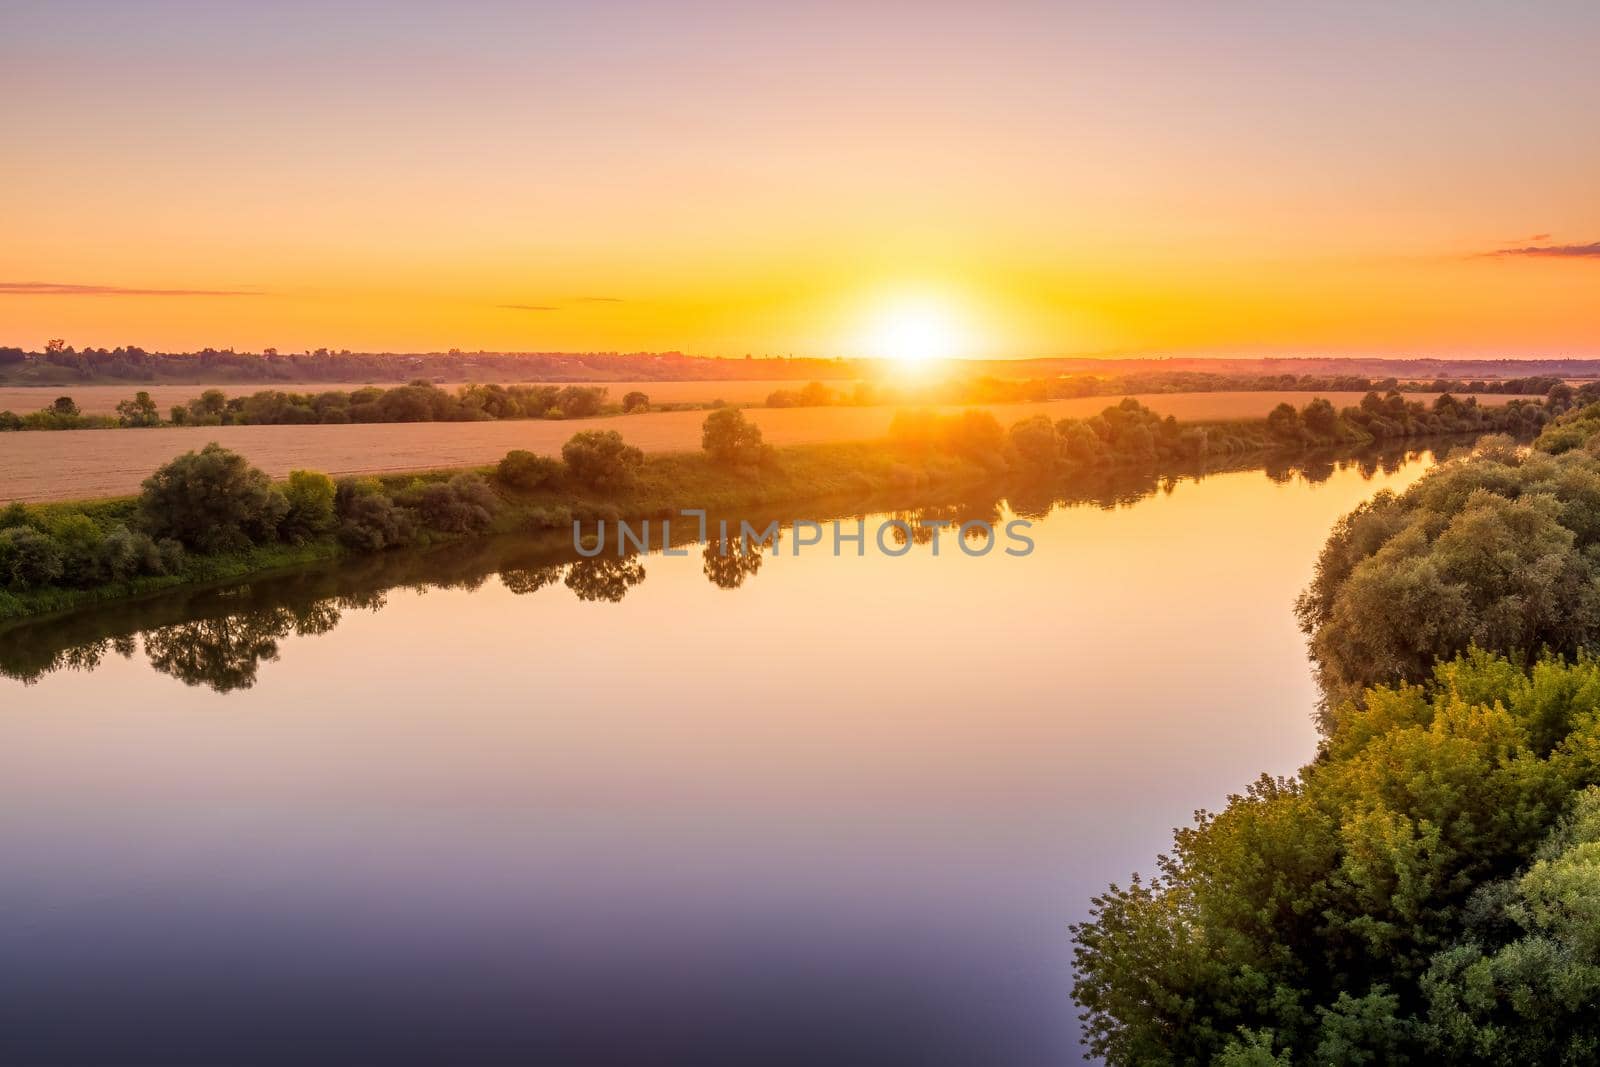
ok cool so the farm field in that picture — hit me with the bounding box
[0,391,1517,503]
[0,379,841,416]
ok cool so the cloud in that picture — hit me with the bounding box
[497,303,559,311]
[0,281,259,296]
[1492,241,1600,258]
[572,296,624,303]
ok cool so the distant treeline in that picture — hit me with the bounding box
[768,372,1585,410]
[0,343,858,385]
[0,381,667,430]
[886,391,1554,475]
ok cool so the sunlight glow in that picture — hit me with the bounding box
[863,296,966,368]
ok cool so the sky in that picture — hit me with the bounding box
[2,0,1598,359]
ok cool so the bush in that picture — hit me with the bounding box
[562,430,644,491]
[701,407,766,466]
[280,470,337,543]
[335,479,416,551]
[621,391,650,413]
[47,513,104,585]
[1008,415,1058,470]
[99,526,166,582]
[497,449,563,490]
[0,526,64,590]
[403,474,498,534]
[139,443,289,552]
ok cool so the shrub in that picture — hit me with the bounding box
[47,513,104,585]
[562,430,643,491]
[99,525,166,582]
[404,474,498,534]
[497,449,563,490]
[335,479,416,551]
[0,526,64,590]
[621,391,650,413]
[701,407,766,466]
[280,470,337,543]
[139,443,289,552]
[556,386,606,418]
[1008,415,1059,470]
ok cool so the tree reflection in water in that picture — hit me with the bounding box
[0,439,1457,693]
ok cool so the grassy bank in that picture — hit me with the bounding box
[0,438,998,623]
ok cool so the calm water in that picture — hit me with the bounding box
[0,446,1446,1065]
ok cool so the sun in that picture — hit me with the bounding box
[865,296,963,366]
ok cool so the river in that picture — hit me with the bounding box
[0,443,1450,1065]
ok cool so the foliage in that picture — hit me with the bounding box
[114,390,161,427]
[496,449,564,490]
[621,390,650,413]
[701,407,767,466]
[139,443,289,552]
[1298,433,1600,712]
[280,470,337,543]
[562,430,643,491]
[398,474,498,534]
[1073,650,1600,1066]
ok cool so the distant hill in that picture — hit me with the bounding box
[4,344,1600,387]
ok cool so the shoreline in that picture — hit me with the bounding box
[0,428,1488,628]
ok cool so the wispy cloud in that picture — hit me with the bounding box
[497,303,559,311]
[0,281,259,296]
[572,296,624,303]
[1491,241,1600,258]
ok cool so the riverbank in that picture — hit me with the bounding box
[0,391,1541,504]
[0,419,1513,627]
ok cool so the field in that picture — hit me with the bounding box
[0,380,837,416]
[0,391,1517,503]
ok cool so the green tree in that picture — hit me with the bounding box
[701,407,765,466]
[280,470,336,542]
[115,390,161,427]
[139,443,288,552]
[497,449,563,490]
[562,430,644,491]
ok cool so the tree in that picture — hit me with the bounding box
[621,391,650,413]
[1267,402,1302,441]
[401,474,498,533]
[562,430,643,491]
[115,390,161,427]
[1297,436,1600,712]
[50,396,79,417]
[139,443,288,552]
[497,449,563,490]
[280,470,336,542]
[1073,650,1586,1066]
[701,407,765,466]
[1300,397,1339,438]
[1008,415,1058,471]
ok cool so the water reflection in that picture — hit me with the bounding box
[0,441,1453,694]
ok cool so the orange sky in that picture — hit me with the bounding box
[3,2,1598,358]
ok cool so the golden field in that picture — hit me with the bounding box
[0,391,1518,503]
